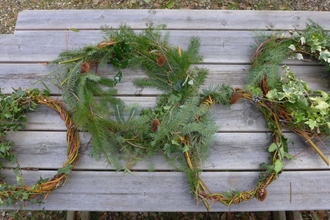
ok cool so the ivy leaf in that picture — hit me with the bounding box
[296,53,304,60]
[171,140,181,147]
[165,0,175,8]
[319,50,330,62]
[284,152,295,160]
[274,160,283,174]
[314,100,329,110]
[57,164,72,175]
[268,143,277,152]
[265,91,275,101]
[280,135,289,153]
[182,145,190,153]
[300,36,306,45]
[288,44,296,51]
[4,113,12,119]
[305,119,318,130]
[37,177,50,184]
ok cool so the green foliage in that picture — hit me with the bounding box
[246,21,330,186]
[49,24,217,173]
[265,66,330,133]
[247,34,294,89]
[202,84,234,106]
[0,88,42,165]
[0,88,50,206]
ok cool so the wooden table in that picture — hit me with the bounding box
[1,10,330,212]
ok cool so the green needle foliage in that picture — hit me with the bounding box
[49,25,216,173]
[46,21,330,210]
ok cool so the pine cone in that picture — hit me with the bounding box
[151,118,160,132]
[230,92,242,104]
[80,62,90,73]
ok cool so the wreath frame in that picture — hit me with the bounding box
[0,89,80,207]
[193,21,330,210]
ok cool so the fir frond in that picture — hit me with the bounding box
[202,84,234,106]
[247,36,294,89]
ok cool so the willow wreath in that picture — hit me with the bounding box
[199,21,330,210]
[43,22,330,210]
[245,20,330,166]
[0,88,80,206]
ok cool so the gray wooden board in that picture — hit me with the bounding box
[22,98,272,132]
[1,30,329,64]
[1,170,330,211]
[2,131,330,170]
[0,64,328,95]
[15,10,330,31]
[0,30,274,63]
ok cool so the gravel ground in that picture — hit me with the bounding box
[1,0,330,34]
[1,0,330,219]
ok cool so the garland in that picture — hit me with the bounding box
[47,25,291,210]
[2,21,330,210]
[200,21,330,209]
[0,88,80,206]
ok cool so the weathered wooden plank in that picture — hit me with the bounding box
[3,131,330,170]
[15,10,330,32]
[23,98,269,132]
[0,63,328,95]
[21,98,268,132]
[1,30,327,64]
[0,30,258,63]
[1,170,330,211]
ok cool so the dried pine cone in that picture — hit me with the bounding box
[157,55,166,67]
[151,118,160,132]
[230,92,242,104]
[80,62,90,73]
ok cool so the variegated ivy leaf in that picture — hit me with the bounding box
[305,119,318,130]
[288,44,296,51]
[300,36,306,45]
[296,53,304,60]
[319,49,330,62]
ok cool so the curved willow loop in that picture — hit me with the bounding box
[185,89,282,210]
[0,92,80,204]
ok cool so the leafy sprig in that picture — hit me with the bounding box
[0,88,80,207]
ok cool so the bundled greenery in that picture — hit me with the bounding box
[49,25,220,176]
[246,21,330,166]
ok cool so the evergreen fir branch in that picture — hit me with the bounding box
[247,36,294,89]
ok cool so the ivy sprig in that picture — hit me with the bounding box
[0,88,43,166]
[0,88,80,207]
